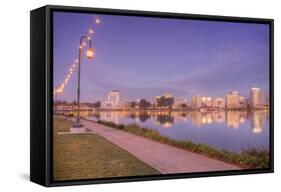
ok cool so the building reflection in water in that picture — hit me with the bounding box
[227,111,242,129]
[251,111,266,134]
[86,110,268,134]
[191,111,224,127]
[213,111,226,123]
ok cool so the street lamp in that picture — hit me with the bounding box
[86,48,94,59]
[71,35,94,132]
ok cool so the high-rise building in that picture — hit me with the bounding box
[192,95,202,109]
[103,90,121,108]
[201,96,213,107]
[250,88,263,109]
[226,90,240,109]
[213,97,225,109]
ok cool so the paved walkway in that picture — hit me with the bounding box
[78,119,240,174]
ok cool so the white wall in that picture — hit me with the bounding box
[0,0,279,191]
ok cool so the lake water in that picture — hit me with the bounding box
[82,110,269,152]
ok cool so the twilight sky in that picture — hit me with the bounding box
[53,11,270,103]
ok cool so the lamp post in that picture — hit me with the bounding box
[72,35,94,132]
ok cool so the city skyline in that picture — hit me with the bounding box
[55,87,268,110]
[54,12,270,103]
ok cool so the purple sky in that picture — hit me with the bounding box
[53,11,270,103]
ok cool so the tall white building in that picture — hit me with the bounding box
[250,88,263,108]
[201,96,213,107]
[226,90,240,109]
[104,90,121,108]
[192,95,202,109]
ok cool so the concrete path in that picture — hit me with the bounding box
[79,119,240,174]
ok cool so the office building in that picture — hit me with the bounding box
[226,90,240,109]
[250,88,263,109]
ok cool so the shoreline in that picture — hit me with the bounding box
[54,107,270,113]
[92,119,269,169]
[78,118,241,173]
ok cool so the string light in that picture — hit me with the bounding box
[95,17,100,24]
[54,16,101,96]
[54,61,78,95]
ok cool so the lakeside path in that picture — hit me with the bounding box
[78,119,241,174]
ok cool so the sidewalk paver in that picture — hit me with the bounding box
[80,119,241,174]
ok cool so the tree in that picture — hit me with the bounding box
[156,96,165,107]
[156,96,174,108]
[181,103,188,108]
[129,101,137,108]
[93,101,101,108]
[139,99,151,109]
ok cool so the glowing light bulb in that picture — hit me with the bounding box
[95,18,100,24]
[86,48,94,59]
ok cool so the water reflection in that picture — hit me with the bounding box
[251,111,266,134]
[59,110,269,151]
[155,114,174,128]
[81,110,268,134]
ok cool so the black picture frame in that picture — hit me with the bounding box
[30,4,274,187]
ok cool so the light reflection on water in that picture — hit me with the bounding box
[78,110,269,152]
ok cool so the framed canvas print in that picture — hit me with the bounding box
[30,5,274,187]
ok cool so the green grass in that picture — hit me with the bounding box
[53,118,159,181]
[97,120,270,169]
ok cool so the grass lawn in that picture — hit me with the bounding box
[53,117,159,181]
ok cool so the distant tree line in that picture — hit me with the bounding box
[156,96,174,108]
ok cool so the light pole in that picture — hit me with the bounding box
[54,85,60,104]
[72,35,94,131]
